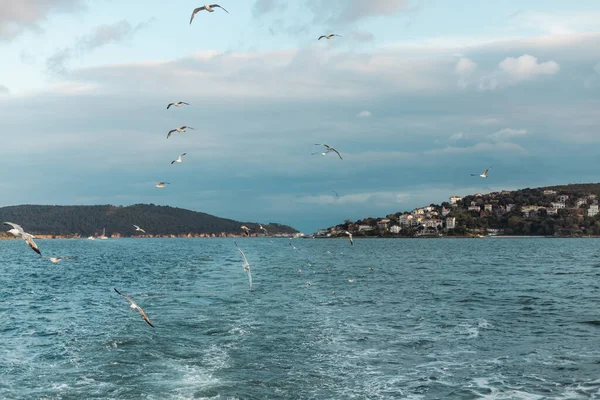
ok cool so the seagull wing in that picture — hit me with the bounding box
[114,288,154,327]
[25,235,41,255]
[484,167,491,175]
[180,153,187,158]
[235,242,253,290]
[190,7,206,24]
[3,222,24,234]
[349,235,353,245]
[181,102,190,105]
[330,147,343,160]
[234,241,249,264]
[167,103,174,109]
[185,126,195,130]
[211,4,230,13]
[470,174,479,176]
[167,129,176,139]
[318,36,326,40]
[171,160,176,164]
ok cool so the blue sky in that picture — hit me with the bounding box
[1,0,600,233]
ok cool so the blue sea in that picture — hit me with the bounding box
[1,237,599,399]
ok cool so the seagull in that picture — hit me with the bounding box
[313,144,343,160]
[167,126,194,139]
[306,281,311,286]
[3,222,41,255]
[234,241,252,292]
[347,279,355,283]
[318,34,342,40]
[258,224,268,235]
[133,225,146,233]
[114,288,155,328]
[155,182,170,188]
[166,101,189,109]
[190,4,230,24]
[46,257,63,263]
[332,191,339,198]
[290,243,298,250]
[240,225,250,236]
[471,166,492,178]
[344,231,354,245]
[171,153,187,164]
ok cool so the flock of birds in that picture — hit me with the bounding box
[3,3,494,328]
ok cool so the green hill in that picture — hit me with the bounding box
[0,204,297,237]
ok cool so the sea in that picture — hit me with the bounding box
[1,237,599,399]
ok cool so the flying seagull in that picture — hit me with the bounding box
[43,256,75,263]
[344,231,354,246]
[155,182,170,188]
[259,224,268,235]
[234,241,252,292]
[313,144,343,160]
[332,191,339,198]
[114,288,155,328]
[166,101,189,109]
[240,225,250,236]
[167,126,194,139]
[3,222,41,255]
[290,242,298,250]
[171,153,187,164]
[133,225,146,233]
[318,34,342,40]
[190,4,230,24]
[471,166,492,178]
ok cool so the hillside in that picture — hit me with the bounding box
[0,204,298,238]
[321,183,600,238]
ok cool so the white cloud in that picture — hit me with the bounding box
[357,110,372,118]
[0,84,8,93]
[455,57,477,89]
[449,132,463,141]
[498,54,559,81]
[488,128,528,142]
[426,142,526,156]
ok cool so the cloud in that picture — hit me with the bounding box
[357,110,372,118]
[426,142,526,156]
[0,84,9,94]
[46,19,149,74]
[449,132,463,141]
[478,54,560,90]
[488,128,528,142]
[322,0,411,23]
[455,57,477,88]
[253,0,287,17]
[0,0,84,41]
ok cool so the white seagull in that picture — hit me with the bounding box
[234,241,252,292]
[332,191,339,198]
[167,126,194,139]
[259,224,268,235]
[3,222,41,255]
[166,101,189,109]
[43,256,75,263]
[133,225,146,233]
[155,182,170,188]
[171,153,187,164]
[313,144,343,160]
[471,166,492,178]
[290,243,298,250]
[190,4,230,24]
[318,34,342,40]
[344,231,354,246]
[114,288,155,327]
[240,225,250,236]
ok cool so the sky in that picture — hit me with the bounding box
[1,0,599,233]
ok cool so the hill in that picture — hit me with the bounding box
[320,183,600,238]
[0,204,298,238]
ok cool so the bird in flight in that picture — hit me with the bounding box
[133,225,146,233]
[43,256,76,263]
[290,242,298,250]
[190,4,230,24]
[114,288,155,328]
[471,166,492,178]
[3,222,41,255]
[171,153,187,164]
[240,225,251,236]
[166,101,189,109]
[259,224,268,235]
[313,144,343,160]
[344,231,354,246]
[167,126,194,139]
[155,182,170,188]
[332,191,339,198]
[234,241,252,292]
[318,34,342,40]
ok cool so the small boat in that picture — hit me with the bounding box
[87,236,96,240]
[99,228,109,240]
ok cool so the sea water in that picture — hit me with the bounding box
[1,237,599,399]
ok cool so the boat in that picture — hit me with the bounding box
[87,236,96,240]
[99,228,109,240]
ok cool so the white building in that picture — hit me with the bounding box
[422,219,442,228]
[446,217,456,229]
[543,190,557,195]
[576,199,587,208]
[588,204,599,217]
[551,202,566,209]
[449,196,463,204]
[468,205,480,212]
[390,225,402,234]
[558,195,569,202]
[546,208,558,216]
[506,204,516,212]
[377,219,390,230]
[484,204,493,212]
[358,225,374,232]
[441,207,451,217]
[424,206,435,212]
[399,214,413,227]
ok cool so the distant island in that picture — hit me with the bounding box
[0,204,298,239]
[317,183,600,239]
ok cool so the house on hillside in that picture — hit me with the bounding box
[445,217,456,229]
[449,196,462,204]
[543,190,557,195]
[558,195,569,202]
[551,202,566,209]
[589,204,599,217]
[390,225,401,234]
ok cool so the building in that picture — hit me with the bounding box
[412,208,425,216]
[506,204,516,212]
[501,190,513,195]
[446,217,456,229]
[449,196,462,204]
[588,204,599,217]
[576,199,587,208]
[316,229,329,236]
[558,195,569,202]
[422,219,442,228]
[551,202,566,209]
[390,225,401,234]
[468,205,480,212]
[424,206,435,212]
[441,207,451,217]
[358,225,374,232]
[484,204,493,212]
[543,190,557,195]
[546,208,558,216]
[377,219,390,230]
[399,214,413,227]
